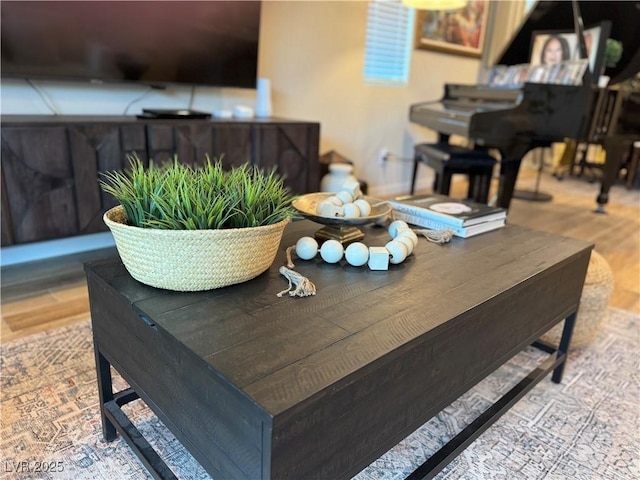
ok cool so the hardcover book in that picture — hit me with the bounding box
[389,194,506,227]
[392,210,505,238]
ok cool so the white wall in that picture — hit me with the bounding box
[0,78,256,116]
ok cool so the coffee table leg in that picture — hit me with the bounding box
[552,311,576,384]
[95,348,117,441]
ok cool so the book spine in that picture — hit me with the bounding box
[389,202,464,227]
[392,211,468,237]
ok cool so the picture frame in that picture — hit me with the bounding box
[414,1,490,58]
[529,21,611,79]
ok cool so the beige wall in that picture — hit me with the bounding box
[259,1,483,197]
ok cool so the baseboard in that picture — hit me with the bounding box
[1,232,116,267]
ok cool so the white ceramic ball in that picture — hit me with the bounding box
[385,240,408,265]
[342,203,361,218]
[316,200,332,214]
[345,242,369,266]
[320,239,344,264]
[295,236,319,260]
[335,190,354,204]
[394,234,414,255]
[326,195,343,206]
[396,228,419,248]
[353,199,371,217]
[388,220,409,238]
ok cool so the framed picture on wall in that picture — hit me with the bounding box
[414,1,490,58]
[529,21,611,77]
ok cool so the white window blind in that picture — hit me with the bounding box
[364,0,415,86]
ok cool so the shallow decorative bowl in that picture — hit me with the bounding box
[292,192,391,243]
[292,193,391,225]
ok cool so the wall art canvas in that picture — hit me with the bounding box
[415,1,490,58]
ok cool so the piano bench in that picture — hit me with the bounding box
[411,143,497,203]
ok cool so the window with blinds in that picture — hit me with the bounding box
[363,1,415,86]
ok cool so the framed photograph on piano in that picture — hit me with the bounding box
[414,1,490,58]
[529,21,611,80]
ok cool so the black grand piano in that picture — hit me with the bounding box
[409,0,640,211]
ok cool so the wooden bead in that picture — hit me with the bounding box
[320,239,344,264]
[388,220,409,238]
[394,235,414,255]
[343,203,361,218]
[385,240,408,264]
[345,242,369,267]
[317,203,345,218]
[353,199,371,217]
[295,236,318,260]
[368,247,389,271]
[335,190,354,204]
[396,228,419,248]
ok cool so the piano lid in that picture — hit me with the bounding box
[494,1,640,86]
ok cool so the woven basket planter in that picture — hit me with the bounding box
[104,205,289,291]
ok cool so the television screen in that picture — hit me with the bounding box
[1,1,261,88]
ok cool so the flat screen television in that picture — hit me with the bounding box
[1,1,261,89]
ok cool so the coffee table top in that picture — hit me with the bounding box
[86,220,592,417]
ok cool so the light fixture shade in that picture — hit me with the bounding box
[402,0,466,11]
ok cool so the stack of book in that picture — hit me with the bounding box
[389,194,507,238]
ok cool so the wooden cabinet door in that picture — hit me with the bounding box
[1,126,77,245]
[68,123,146,234]
[253,124,320,194]
[1,172,12,246]
[175,122,251,169]
[175,123,252,169]
[146,124,177,166]
[211,124,253,169]
[147,122,253,169]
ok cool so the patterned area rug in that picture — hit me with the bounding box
[1,308,638,480]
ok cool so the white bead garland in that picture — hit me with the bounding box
[280,220,453,297]
[294,220,418,269]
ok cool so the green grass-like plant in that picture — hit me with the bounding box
[100,155,293,230]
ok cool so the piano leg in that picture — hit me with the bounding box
[595,136,633,213]
[496,143,535,210]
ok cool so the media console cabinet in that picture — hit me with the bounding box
[85,221,593,479]
[0,116,320,246]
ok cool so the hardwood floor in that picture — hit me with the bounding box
[505,170,639,314]
[1,247,118,342]
[2,169,638,342]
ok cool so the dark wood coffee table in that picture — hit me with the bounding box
[85,220,592,480]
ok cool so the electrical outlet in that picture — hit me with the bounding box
[378,148,388,165]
